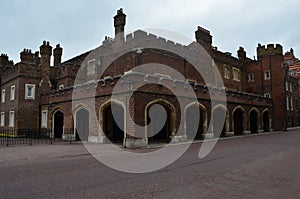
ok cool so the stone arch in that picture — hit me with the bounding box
[52,109,64,139]
[262,109,271,132]
[249,107,260,134]
[232,106,247,135]
[184,101,207,140]
[212,104,229,137]
[145,99,176,143]
[99,99,126,143]
[74,105,90,141]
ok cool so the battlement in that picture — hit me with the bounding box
[257,43,283,58]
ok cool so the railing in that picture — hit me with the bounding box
[0,128,53,147]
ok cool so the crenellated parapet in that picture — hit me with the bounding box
[257,43,283,59]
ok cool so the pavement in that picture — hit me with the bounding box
[0,129,299,198]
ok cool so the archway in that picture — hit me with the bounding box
[103,103,125,143]
[146,100,175,143]
[185,103,207,140]
[75,108,89,141]
[263,110,270,132]
[233,107,246,135]
[212,106,228,137]
[53,110,64,139]
[250,109,259,134]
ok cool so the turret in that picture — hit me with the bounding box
[53,44,63,66]
[114,8,126,43]
[257,43,283,59]
[195,26,212,52]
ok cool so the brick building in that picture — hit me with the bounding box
[0,9,298,148]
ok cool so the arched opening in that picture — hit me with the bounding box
[212,107,228,137]
[53,110,64,139]
[103,103,125,143]
[263,111,270,132]
[146,101,174,143]
[233,107,245,135]
[250,110,259,134]
[75,108,89,141]
[185,103,207,140]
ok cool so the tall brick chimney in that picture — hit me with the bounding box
[53,44,63,66]
[237,46,247,59]
[195,26,212,53]
[39,41,53,92]
[114,8,126,43]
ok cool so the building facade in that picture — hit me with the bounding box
[0,9,298,147]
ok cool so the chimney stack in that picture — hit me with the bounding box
[195,26,212,53]
[114,8,126,44]
[20,49,34,63]
[53,44,63,66]
[40,41,52,67]
[237,46,247,60]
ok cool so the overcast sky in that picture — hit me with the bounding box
[0,0,299,63]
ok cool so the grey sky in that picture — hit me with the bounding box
[1,0,299,63]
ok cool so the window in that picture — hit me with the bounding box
[1,89,5,103]
[248,73,254,82]
[286,81,289,91]
[224,66,230,79]
[291,99,294,110]
[290,83,293,92]
[87,59,95,76]
[264,93,271,98]
[264,71,270,80]
[10,85,15,101]
[232,68,240,81]
[25,84,35,99]
[286,97,290,110]
[0,112,4,126]
[41,110,47,128]
[9,111,14,127]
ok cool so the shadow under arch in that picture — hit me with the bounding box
[232,106,247,135]
[249,107,260,134]
[99,99,126,144]
[212,104,229,137]
[184,101,207,140]
[145,99,176,143]
[73,105,90,141]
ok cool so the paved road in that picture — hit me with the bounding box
[0,130,299,199]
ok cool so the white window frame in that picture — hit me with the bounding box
[286,81,289,91]
[10,85,15,101]
[232,68,240,81]
[25,84,35,100]
[1,89,5,103]
[291,99,294,110]
[9,111,14,127]
[248,73,254,82]
[0,112,4,127]
[41,110,47,128]
[87,59,95,76]
[286,97,290,110]
[224,66,230,79]
[290,83,293,92]
[264,71,271,80]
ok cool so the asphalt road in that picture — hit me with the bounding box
[0,130,299,199]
